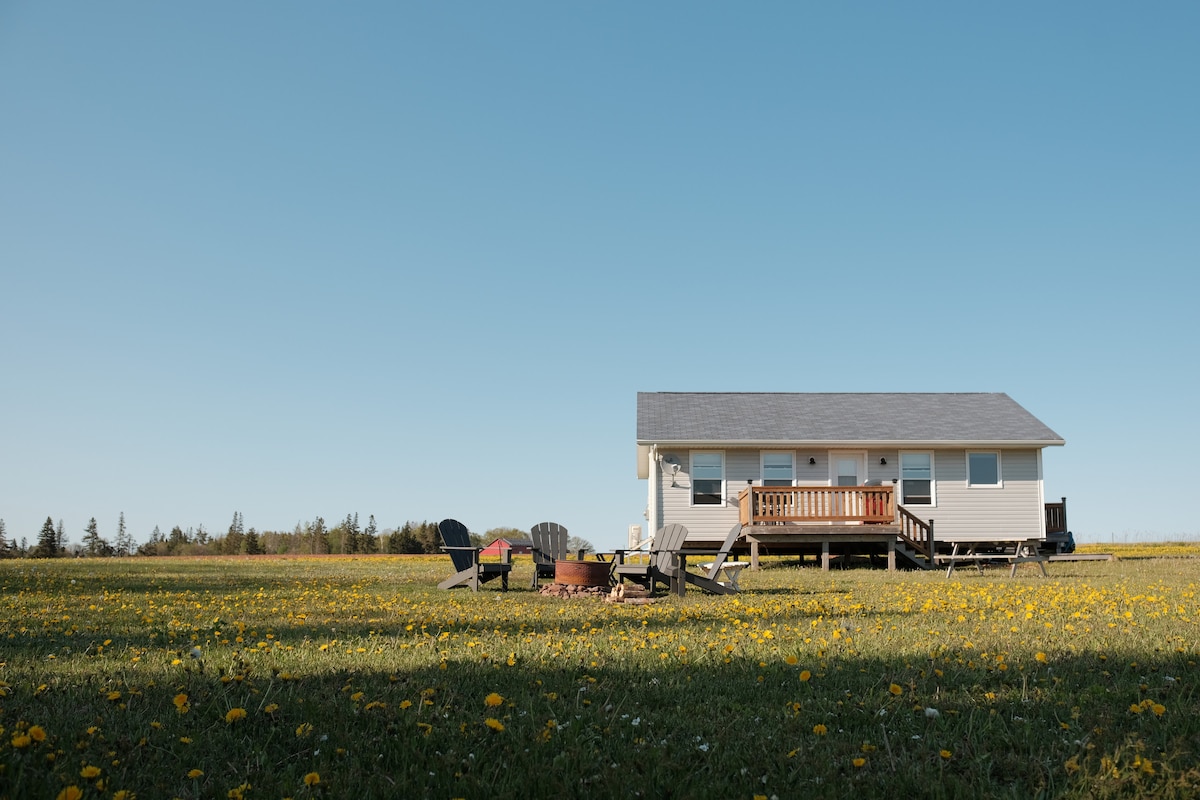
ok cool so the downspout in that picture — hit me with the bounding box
[647,445,659,538]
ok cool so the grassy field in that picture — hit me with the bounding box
[1,554,1197,799]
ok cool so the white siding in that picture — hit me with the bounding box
[653,447,1047,544]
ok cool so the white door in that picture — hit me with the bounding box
[830,452,866,521]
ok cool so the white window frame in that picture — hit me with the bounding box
[690,451,726,507]
[760,451,796,487]
[966,451,1003,488]
[899,451,936,506]
[828,450,867,487]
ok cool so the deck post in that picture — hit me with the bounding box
[751,540,760,570]
[821,540,830,571]
[887,539,895,572]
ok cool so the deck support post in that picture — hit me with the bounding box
[821,540,830,571]
[887,539,896,572]
[750,540,760,570]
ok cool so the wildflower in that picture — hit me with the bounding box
[924,707,940,719]
[485,718,505,732]
[225,707,247,724]
[350,691,364,703]
[1151,703,1166,716]
[11,733,32,748]
[29,725,47,742]
[173,693,190,714]
[112,792,134,800]
[107,691,122,701]
[417,722,433,735]
[188,769,204,779]
[296,722,314,738]
[888,684,903,696]
[799,671,812,682]
[852,757,866,767]
[399,700,413,710]
[812,724,827,736]
[304,772,320,787]
[1065,756,1080,774]
[81,765,102,779]
[485,692,504,708]
[264,703,279,714]
[940,750,952,760]
[56,788,83,800]
[785,655,799,665]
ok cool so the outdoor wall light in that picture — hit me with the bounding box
[880,457,888,465]
[808,457,817,465]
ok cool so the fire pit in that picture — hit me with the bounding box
[554,559,611,588]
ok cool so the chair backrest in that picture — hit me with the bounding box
[650,523,689,573]
[530,522,568,567]
[438,519,474,573]
[705,524,743,579]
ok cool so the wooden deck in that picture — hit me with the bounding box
[741,524,922,571]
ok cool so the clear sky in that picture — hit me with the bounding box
[2,2,1197,551]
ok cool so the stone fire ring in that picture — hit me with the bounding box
[554,559,611,587]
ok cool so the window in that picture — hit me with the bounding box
[691,452,724,505]
[900,452,933,505]
[968,452,1001,487]
[761,452,794,487]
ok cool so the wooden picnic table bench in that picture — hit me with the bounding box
[938,540,1049,578]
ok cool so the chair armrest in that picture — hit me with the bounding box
[500,549,511,565]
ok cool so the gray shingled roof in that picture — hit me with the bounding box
[637,393,1064,445]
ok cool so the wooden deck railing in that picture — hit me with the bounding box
[1045,497,1068,534]
[897,506,935,561]
[737,486,896,525]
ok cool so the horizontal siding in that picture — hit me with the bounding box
[655,448,1046,544]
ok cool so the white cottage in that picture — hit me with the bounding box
[636,392,1067,568]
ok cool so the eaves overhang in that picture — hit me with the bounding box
[637,439,1066,449]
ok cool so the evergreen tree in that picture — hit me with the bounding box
[56,519,67,554]
[0,518,9,558]
[224,512,245,555]
[312,516,328,555]
[168,525,189,553]
[195,524,209,547]
[82,517,106,557]
[244,527,262,555]
[395,522,423,554]
[114,512,133,557]
[33,516,58,558]
[343,513,360,554]
[362,514,378,554]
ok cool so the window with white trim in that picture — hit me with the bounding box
[967,452,1001,487]
[900,452,934,505]
[691,452,725,505]
[761,452,794,487]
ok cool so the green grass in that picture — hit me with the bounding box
[1,555,1197,799]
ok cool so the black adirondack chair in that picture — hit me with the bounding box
[612,523,690,594]
[529,522,570,589]
[437,518,511,591]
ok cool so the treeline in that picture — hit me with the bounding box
[0,513,499,559]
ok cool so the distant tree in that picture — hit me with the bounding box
[567,535,594,556]
[56,519,67,554]
[167,525,189,553]
[137,525,167,556]
[224,512,244,555]
[114,512,134,557]
[362,515,378,554]
[195,524,209,547]
[243,527,262,555]
[0,519,9,559]
[33,516,59,558]
[343,513,360,555]
[415,521,441,554]
[394,522,424,554]
[82,517,109,557]
[311,516,328,555]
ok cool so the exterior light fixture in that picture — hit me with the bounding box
[808,457,817,465]
[880,457,888,465]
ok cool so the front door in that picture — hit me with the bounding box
[830,451,867,522]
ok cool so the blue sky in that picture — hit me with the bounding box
[2,2,1197,550]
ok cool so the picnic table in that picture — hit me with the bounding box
[938,539,1049,578]
[698,560,750,591]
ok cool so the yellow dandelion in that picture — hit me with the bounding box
[485,692,504,707]
[888,683,903,696]
[28,725,47,742]
[106,691,122,701]
[188,769,204,779]
[417,722,433,735]
[350,691,364,702]
[399,700,413,710]
[799,670,812,682]
[785,655,799,666]
[1065,756,1081,774]
[940,749,952,760]
[1151,703,1166,716]
[264,703,279,714]
[296,722,314,737]
[80,765,102,779]
[56,787,83,800]
[303,772,320,787]
[225,707,247,724]
[173,693,190,714]
[1035,652,1048,663]
[812,724,827,736]
[852,757,866,768]
[485,717,505,732]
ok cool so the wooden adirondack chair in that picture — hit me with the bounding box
[529,522,569,589]
[679,523,744,595]
[437,519,511,591]
[612,523,689,594]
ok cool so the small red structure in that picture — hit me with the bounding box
[480,538,533,557]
